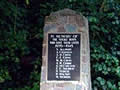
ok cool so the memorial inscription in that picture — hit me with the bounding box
[48,33,81,81]
[40,9,92,90]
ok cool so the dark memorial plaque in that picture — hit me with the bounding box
[48,33,81,81]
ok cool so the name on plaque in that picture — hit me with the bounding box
[48,33,81,81]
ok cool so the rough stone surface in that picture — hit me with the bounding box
[40,8,91,90]
[64,24,77,32]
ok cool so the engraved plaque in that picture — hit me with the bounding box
[48,33,81,81]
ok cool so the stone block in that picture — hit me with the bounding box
[40,8,91,90]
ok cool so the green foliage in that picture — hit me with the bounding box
[0,0,120,89]
[41,0,120,89]
[0,0,41,89]
[25,0,30,5]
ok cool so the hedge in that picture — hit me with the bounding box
[0,0,120,89]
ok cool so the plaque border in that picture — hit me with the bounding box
[46,32,82,82]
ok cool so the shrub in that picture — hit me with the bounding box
[0,0,120,89]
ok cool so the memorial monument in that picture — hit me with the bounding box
[40,9,91,90]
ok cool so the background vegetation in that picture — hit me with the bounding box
[0,0,120,90]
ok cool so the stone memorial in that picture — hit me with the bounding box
[40,9,91,90]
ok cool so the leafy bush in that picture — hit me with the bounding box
[0,0,120,90]
[40,0,120,89]
[0,0,41,89]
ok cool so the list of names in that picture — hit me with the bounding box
[48,33,80,81]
